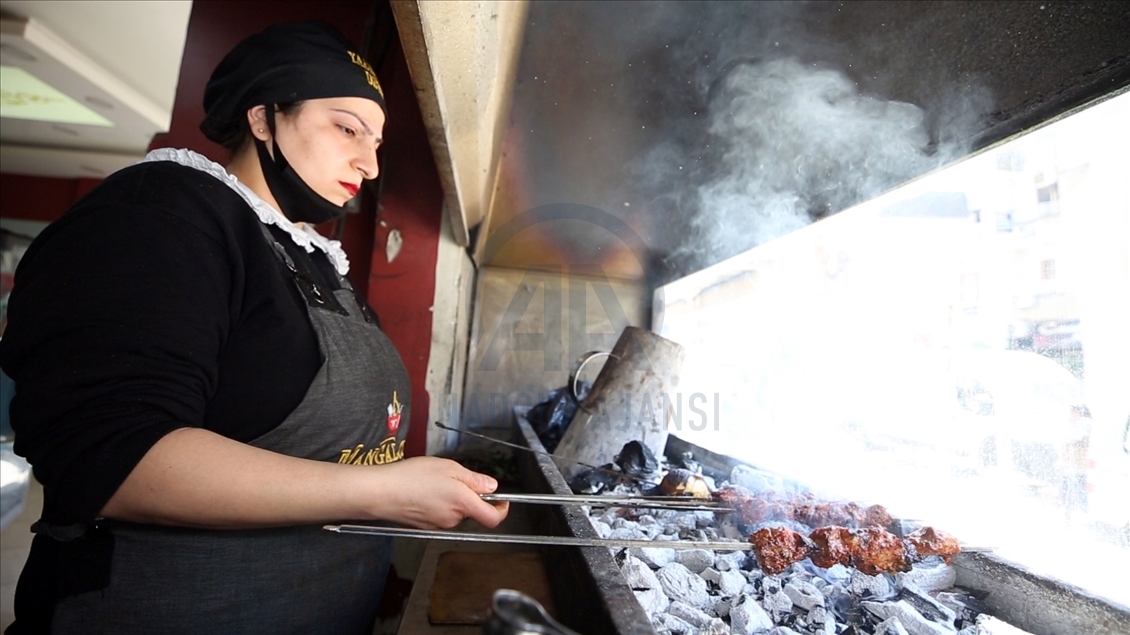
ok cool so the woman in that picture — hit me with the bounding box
[0,21,507,634]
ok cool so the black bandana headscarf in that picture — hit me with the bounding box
[200,21,386,224]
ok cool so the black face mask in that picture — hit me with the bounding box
[254,106,350,225]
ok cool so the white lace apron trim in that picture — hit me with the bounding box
[139,148,350,276]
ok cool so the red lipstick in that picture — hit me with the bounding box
[340,182,360,197]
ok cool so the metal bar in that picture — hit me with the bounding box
[480,492,730,513]
[323,524,755,551]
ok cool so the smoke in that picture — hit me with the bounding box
[651,56,988,275]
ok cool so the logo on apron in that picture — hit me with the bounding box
[386,391,403,433]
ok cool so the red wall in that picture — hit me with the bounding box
[0,175,102,224]
[2,0,445,458]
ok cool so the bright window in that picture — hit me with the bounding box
[656,90,1130,605]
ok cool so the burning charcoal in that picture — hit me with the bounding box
[608,526,649,542]
[898,582,956,626]
[623,555,662,590]
[615,440,659,478]
[592,520,612,538]
[862,600,955,635]
[639,514,658,526]
[760,587,794,618]
[635,586,671,616]
[935,591,989,626]
[674,514,700,533]
[598,508,623,525]
[826,587,865,628]
[695,510,719,528]
[806,606,837,635]
[611,517,638,530]
[896,561,956,594]
[632,546,677,568]
[699,618,730,635]
[848,569,893,600]
[715,551,748,572]
[657,613,697,634]
[768,628,804,635]
[873,617,911,635]
[657,562,712,609]
[729,595,775,635]
[676,549,715,574]
[784,580,825,611]
[717,569,747,596]
[669,600,714,628]
[713,596,732,618]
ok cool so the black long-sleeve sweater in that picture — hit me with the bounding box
[0,160,346,525]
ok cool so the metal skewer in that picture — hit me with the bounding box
[480,492,731,513]
[323,524,754,551]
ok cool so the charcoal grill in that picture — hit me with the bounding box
[507,409,1130,635]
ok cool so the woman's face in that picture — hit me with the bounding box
[254,97,385,206]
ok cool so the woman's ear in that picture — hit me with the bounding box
[246,105,270,141]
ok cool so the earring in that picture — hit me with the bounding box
[258,128,265,133]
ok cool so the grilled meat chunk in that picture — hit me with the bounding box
[809,526,858,569]
[851,527,911,575]
[750,527,814,575]
[906,526,961,564]
[750,525,953,576]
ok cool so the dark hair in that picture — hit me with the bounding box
[217,102,304,154]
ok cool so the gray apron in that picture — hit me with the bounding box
[49,225,412,635]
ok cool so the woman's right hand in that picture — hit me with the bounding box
[361,456,510,530]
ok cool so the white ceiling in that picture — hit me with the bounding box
[0,0,192,178]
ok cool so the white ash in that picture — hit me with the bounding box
[760,586,794,618]
[899,582,958,625]
[632,546,678,568]
[783,580,824,611]
[897,560,958,594]
[714,551,748,572]
[699,617,730,635]
[668,600,715,628]
[636,585,671,615]
[729,595,775,634]
[874,616,912,635]
[623,555,663,590]
[702,567,747,596]
[657,562,713,609]
[863,600,956,635]
[676,549,716,574]
[654,612,697,635]
[849,568,894,599]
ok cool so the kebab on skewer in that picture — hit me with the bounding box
[750,525,962,575]
[659,472,894,530]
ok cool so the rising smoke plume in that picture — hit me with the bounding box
[647,56,989,276]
